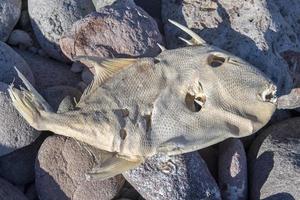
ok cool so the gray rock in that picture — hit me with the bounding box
[161,0,300,95]
[0,42,34,87]
[40,86,82,111]
[15,49,81,91]
[0,0,22,41]
[248,117,300,199]
[36,135,125,200]
[60,0,163,65]
[218,138,247,200]
[0,134,47,185]
[28,0,95,61]
[81,68,94,84]
[71,62,84,73]
[8,29,33,47]
[0,82,40,157]
[123,152,221,200]
[0,177,28,200]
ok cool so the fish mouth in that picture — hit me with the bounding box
[259,83,277,104]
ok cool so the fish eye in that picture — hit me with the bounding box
[258,84,277,103]
[207,54,226,67]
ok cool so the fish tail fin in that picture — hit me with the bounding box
[8,67,53,129]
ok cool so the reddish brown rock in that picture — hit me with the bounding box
[36,136,125,200]
[60,0,163,66]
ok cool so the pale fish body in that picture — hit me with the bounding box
[9,21,285,180]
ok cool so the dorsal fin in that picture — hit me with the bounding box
[74,56,137,101]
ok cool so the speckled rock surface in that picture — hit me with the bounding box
[218,138,247,200]
[161,0,300,95]
[41,86,81,111]
[248,118,300,200]
[60,0,162,65]
[15,49,81,91]
[123,152,221,200]
[36,135,125,200]
[0,177,28,200]
[0,0,22,42]
[0,82,40,157]
[0,135,47,185]
[0,42,34,87]
[28,0,95,61]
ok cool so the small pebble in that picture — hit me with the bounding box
[81,68,94,84]
[71,62,84,73]
[8,29,33,47]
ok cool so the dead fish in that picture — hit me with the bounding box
[8,20,299,180]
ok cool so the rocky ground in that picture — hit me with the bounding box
[0,0,299,199]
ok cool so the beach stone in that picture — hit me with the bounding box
[218,138,247,200]
[60,0,162,66]
[28,0,95,61]
[161,0,300,95]
[0,177,28,200]
[15,49,81,91]
[0,82,40,157]
[71,62,84,73]
[0,134,47,185]
[36,135,125,200]
[248,117,300,199]
[123,152,221,200]
[0,0,22,42]
[40,86,81,111]
[81,68,94,84]
[0,42,34,87]
[8,29,33,47]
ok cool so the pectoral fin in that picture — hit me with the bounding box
[86,155,142,181]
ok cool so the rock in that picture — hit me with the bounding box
[161,0,299,95]
[0,42,34,87]
[36,135,125,200]
[28,0,95,61]
[0,82,40,157]
[0,177,28,200]
[218,138,247,200]
[248,117,300,199]
[0,134,48,185]
[123,152,221,200]
[8,29,33,47]
[15,49,81,91]
[71,62,84,73]
[0,0,22,41]
[60,0,163,66]
[41,86,82,111]
[81,68,93,84]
